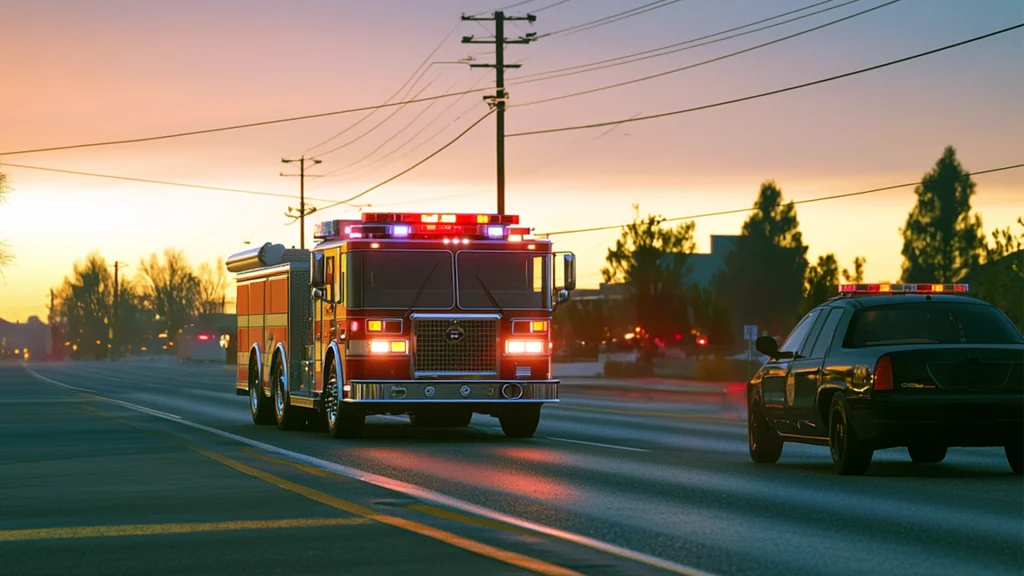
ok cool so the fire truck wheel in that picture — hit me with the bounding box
[272,357,305,431]
[249,357,275,425]
[325,359,365,439]
[498,405,541,438]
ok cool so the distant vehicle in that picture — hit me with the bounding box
[746,283,1024,475]
[177,323,227,363]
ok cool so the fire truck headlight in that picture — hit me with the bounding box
[370,340,408,354]
[506,340,545,354]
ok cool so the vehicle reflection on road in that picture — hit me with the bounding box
[339,447,578,503]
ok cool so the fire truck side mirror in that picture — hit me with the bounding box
[556,289,570,305]
[562,253,576,292]
[310,252,326,288]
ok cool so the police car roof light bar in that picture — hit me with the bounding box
[838,283,969,295]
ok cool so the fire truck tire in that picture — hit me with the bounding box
[249,357,275,425]
[272,356,305,432]
[498,405,541,438]
[324,358,365,439]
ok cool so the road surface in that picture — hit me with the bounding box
[3,360,1021,576]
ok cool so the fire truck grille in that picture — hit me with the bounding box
[413,317,498,375]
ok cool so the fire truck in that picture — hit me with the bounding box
[226,212,576,439]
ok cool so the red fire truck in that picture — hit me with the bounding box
[226,212,576,439]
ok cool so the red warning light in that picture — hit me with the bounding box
[697,336,708,346]
[197,334,212,341]
[674,333,682,341]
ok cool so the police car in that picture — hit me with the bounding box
[747,283,1024,475]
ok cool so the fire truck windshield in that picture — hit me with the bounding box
[457,251,550,310]
[347,251,454,309]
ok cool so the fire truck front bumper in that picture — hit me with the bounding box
[343,379,559,403]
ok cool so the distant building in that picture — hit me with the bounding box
[0,316,50,361]
[579,234,739,300]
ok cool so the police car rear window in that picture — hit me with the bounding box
[843,301,1023,348]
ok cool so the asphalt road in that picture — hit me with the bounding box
[3,360,1022,576]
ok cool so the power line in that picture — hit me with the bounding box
[0,162,335,202]
[315,74,490,182]
[509,23,1024,137]
[539,0,685,39]
[514,0,900,107]
[511,0,848,81]
[318,78,462,177]
[308,110,495,214]
[0,85,500,158]
[534,0,575,13]
[303,22,462,155]
[537,164,1024,237]
[311,73,445,160]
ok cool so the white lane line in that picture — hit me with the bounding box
[23,365,715,576]
[27,369,181,420]
[546,437,650,453]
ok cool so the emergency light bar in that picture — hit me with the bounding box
[838,283,969,295]
[313,212,533,242]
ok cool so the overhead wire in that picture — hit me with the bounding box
[305,110,495,214]
[511,0,848,81]
[0,162,334,202]
[311,73,445,159]
[509,23,1024,137]
[538,0,684,38]
[0,84,501,157]
[533,0,575,13]
[537,164,1024,237]
[318,77,463,176]
[315,73,490,182]
[302,21,462,155]
[513,0,901,107]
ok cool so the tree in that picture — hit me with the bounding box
[688,284,733,353]
[602,210,696,358]
[196,258,228,314]
[0,171,12,272]
[985,217,1024,263]
[715,180,809,340]
[53,252,115,360]
[802,254,867,314]
[900,146,987,283]
[139,249,200,344]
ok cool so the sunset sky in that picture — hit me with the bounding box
[1,0,1021,322]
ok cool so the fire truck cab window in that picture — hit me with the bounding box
[347,251,454,309]
[457,252,550,310]
[324,256,335,301]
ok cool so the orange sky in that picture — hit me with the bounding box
[1,0,1022,322]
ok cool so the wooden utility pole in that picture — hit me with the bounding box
[111,261,128,360]
[461,10,537,215]
[281,156,323,249]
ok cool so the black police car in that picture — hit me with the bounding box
[747,283,1024,475]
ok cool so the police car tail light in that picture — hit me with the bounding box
[873,355,894,391]
[506,340,545,354]
[196,334,212,341]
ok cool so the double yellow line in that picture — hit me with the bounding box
[68,403,583,576]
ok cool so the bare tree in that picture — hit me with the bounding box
[196,258,228,314]
[139,249,200,344]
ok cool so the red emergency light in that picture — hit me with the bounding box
[314,213,533,242]
[362,212,520,225]
[838,283,969,295]
[197,334,212,341]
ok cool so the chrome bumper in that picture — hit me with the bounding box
[343,379,559,403]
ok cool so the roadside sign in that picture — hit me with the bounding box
[743,325,758,341]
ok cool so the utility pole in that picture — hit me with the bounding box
[281,156,323,249]
[461,10,537,215]
[111,261,128,360]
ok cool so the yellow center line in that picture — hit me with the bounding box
[0,518,369,542]
[195,447,583,576]
[405,504,539,538]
